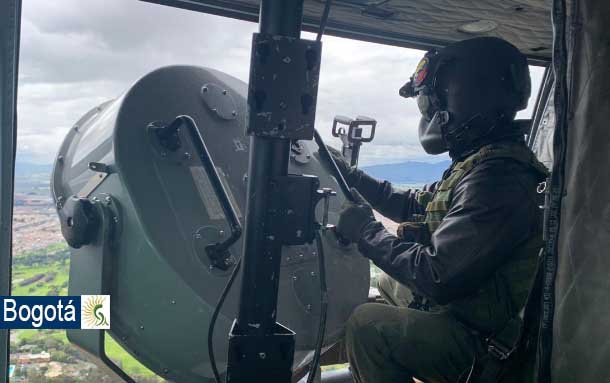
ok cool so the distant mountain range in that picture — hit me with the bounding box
[361,160,451,184]
[12,159,450,185]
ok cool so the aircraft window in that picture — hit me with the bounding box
[518,66,547,120]
[530,85,556,169]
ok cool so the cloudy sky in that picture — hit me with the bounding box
[17,0,544,166]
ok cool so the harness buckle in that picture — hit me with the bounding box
[486,338,514,361]
[537,181,547,193]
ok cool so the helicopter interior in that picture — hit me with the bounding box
[2,1,610,383]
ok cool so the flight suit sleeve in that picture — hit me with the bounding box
[347,168,432,223]
[356,160,539,305]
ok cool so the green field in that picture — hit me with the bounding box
[11,243,163,382]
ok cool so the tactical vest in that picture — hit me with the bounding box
[397,142,548,334]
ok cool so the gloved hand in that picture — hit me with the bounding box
[326,145,351,178]
[336,188,376,243]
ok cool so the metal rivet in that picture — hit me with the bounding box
[139,325,144,330]
[259,352,266,359]
[171,300,176,305]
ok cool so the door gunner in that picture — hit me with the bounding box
[331,37,548,383]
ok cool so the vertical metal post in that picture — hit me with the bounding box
[237,0,303,337]
[226,1,305,382]
[0,0,21,381]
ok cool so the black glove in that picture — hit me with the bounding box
[336,188,376,243]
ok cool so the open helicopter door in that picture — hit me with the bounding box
[12,0,610,382]
[49,1,374,381]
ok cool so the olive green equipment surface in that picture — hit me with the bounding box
[51,66,370,382]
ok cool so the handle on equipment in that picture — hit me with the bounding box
[331,115,353,137]
[314,129,355,203]
[351,116,376,143]
[166,116,243,255]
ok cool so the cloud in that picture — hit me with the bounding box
[17,0,257,163]
[17,0,545,166]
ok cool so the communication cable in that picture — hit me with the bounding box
[306,230,329,383]
[208,258,242,383]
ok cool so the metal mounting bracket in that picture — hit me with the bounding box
[247,33,322,140]
[66,195,135,383]
[331,115,376,167]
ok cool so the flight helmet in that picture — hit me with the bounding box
[400,37,531,157]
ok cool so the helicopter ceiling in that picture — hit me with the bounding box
[142,0,552,64]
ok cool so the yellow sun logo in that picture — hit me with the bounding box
[82,295,109,328]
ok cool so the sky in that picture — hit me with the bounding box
[17,0,545,166]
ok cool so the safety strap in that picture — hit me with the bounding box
[471,251,544,382]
